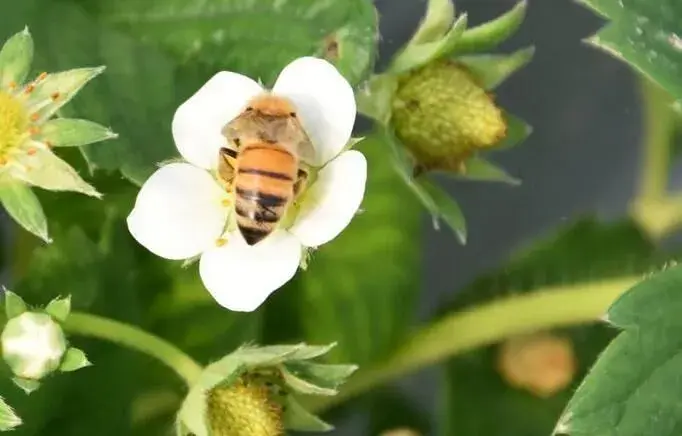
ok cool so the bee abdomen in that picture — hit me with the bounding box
[233,145,297,245]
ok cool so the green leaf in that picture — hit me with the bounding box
[453,156,521,185]
[497,112,533,150]
[457,46,535,90]
[578,0,682,101]
[281,362,357,396]
[556,265,682,436]
[39,118,118,147]
[0,27,33,87]
[44,295,71,322]
[356,74,398,125]
[283,396,333,432]
[295,133,422,365]
[14,147,100,197]
[409,0,456,45]
[0,182,49,242]
[3,290,28,320]
[59,347,92,372]
[452,0,528,54]
[440,218,671,436]
[89,0,379,86]
[385,129,467,244]
[0,397,21,431]
[25,67,105,123]
[389,14,468,74]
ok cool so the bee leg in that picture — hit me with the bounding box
[293,168,309,202]
[217,147,238,189]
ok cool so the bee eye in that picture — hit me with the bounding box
[245,106,254,112]
[289,112,296,118]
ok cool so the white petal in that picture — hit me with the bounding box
[199,230,302,312]
[127,163,228,260]
[272,57,356,166]
[290,150,367,247]
[172,72,263,169]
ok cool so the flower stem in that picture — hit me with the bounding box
[64,312,203,387]
[310,276,636,413]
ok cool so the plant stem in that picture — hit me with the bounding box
[64,312,203,387]
[631,78,680,238]
[310,276,637,413]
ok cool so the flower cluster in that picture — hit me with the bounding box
[127,57,367,312]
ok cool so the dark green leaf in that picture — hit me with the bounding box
[87,0,379,86]
[578,0,682,101]
[557,265,682,436]
[440,218,673,436]
[297,133,422,365]
[0,183,49,242]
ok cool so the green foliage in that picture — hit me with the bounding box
[0,397,21,431]
[579,0,682,101]
[77,0,378,87]
[557,265,682,436]
[440,218,672,436]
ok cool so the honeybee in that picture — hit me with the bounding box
[218,94,316,245]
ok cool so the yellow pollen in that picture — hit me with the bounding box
[0,91,29,154]
[26,148,37,156]
[221,198,231,207]
[216,238,228,247]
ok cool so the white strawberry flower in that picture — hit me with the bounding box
[127,57,367,312]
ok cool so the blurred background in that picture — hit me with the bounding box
[0,0,654,435]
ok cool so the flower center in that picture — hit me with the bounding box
[0,91,28,155]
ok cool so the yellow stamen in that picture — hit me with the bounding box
[0,92,29,155]
[221,198,231,207]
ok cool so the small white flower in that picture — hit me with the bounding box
[1,312,67,380]
[127,57,367,312]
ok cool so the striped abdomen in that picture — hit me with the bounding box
[234,142,297,245]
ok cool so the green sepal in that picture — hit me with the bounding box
[408,0,456,45]
[59,347,92,372]
[282,361,358,396]
[451,0,528,54]
[14,147,101,198]
[12,377,40,395]
[390,14,468,74]
[39,119,118,148]
[453,156,521,185]
[0,396,21,431]
[0,27,33,88]
[3,290,28,320]
[44,295,71,322]
[25,67,105,123]
[0,182,50,242]
[282,396,334,432]
[385,129,467,244]
[457,46,535,90]
[356,74,398,125]
[177,343,346,436]
[497,112,533,150]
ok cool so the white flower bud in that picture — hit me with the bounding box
[1,312,67,380]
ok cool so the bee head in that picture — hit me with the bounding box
[245,94,298,118]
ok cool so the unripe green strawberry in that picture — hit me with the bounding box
[206,374,283,436]
[392,61,507,174]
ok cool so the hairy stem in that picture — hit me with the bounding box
[64,312,203,387]
[311,276,636,413]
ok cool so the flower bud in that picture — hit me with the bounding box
[497,333,577,398]
[392,61,506,174]
[1,312,67,380]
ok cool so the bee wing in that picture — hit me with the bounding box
[291,118,317,166]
